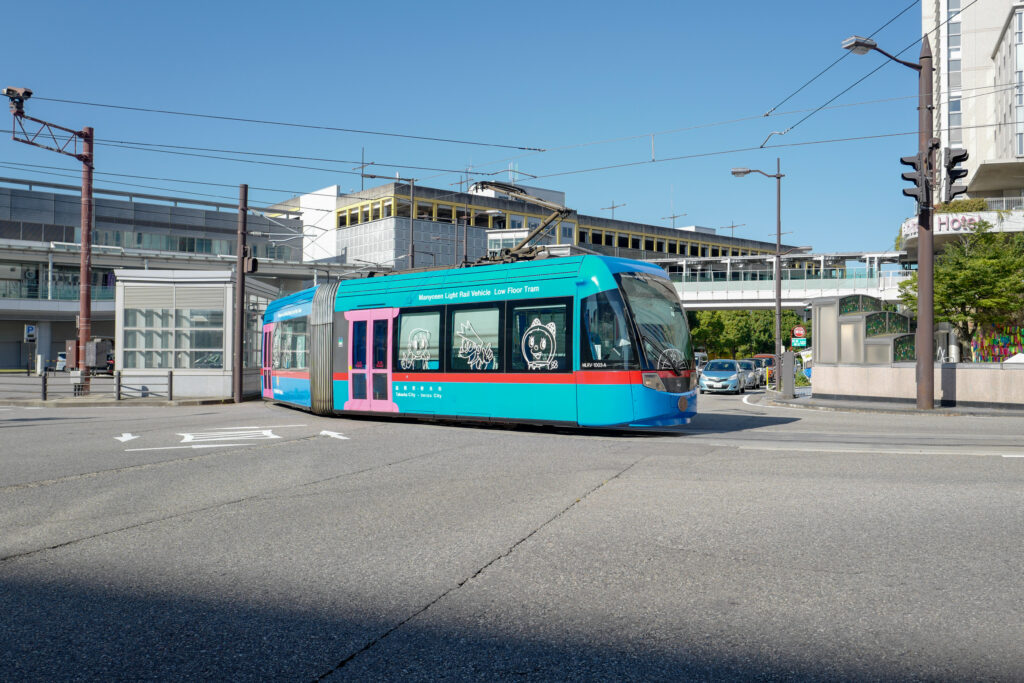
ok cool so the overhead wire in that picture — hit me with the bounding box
[31,96,546,152]
[762,0,919,117]
[776,0,980,140]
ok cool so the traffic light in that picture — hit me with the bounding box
[900,153,930,208]
[944,147,969,203]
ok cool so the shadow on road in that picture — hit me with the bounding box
[686,411,800,434]
[0,576,925,681]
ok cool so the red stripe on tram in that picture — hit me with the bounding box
[331,370,685,385]
[274,370,310,379]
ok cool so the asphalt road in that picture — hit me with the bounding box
[1,392,1022,681]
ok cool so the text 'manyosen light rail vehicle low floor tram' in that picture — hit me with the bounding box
[260,254,697,430]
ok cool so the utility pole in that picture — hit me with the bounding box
[843,34,937,409]
[233,184,248,403]
[719,222,746,239]
[6,87,93,389]
[662,212,687,229]
[601,200,625,220]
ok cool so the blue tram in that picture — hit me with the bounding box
[260,254,697,429]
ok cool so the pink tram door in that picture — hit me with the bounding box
[344,308,399,412]
[261,323,274,399]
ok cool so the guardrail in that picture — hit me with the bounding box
[0,370,174,401]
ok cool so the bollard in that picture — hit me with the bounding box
[167,370,173,401]
[115,371,121,401]
[41,373,47,401]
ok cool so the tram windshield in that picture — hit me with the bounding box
[616,271,693,374]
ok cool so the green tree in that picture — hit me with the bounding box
[898,221,1024,360]
[690,310,724,355]
[688,309,811,358]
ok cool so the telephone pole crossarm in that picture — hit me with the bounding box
[12,113,92,162]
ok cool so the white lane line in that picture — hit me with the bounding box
[1002,454,1024,458]
[125,444,245,452]
[212,424,307,430]
[320,430,348,440]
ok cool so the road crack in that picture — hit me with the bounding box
[312,452,647,681]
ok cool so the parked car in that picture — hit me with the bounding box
[753,353,776,382]
[698,359,743,394]
[737,359,760,389]
[745,357,767,386]
[54,352,67,372]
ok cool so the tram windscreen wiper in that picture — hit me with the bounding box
[640,333,682,376]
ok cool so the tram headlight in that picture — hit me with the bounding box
[641,372,666,392]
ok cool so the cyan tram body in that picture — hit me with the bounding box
[261,255,697,429]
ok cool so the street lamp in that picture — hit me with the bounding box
[843,34,935,410]
[731,159,784,389]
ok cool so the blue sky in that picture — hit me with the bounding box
[3,0,930,254]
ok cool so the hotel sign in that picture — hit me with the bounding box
[900,213,982,241]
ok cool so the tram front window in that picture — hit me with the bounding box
[616,271,693,374]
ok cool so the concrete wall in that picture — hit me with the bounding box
[812,363,1024,409]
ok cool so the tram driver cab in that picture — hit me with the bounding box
[591,308,633,362]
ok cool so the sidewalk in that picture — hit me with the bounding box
[764,387,1024,417]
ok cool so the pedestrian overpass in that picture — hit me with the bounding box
[650,251,912,311]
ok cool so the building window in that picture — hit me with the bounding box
[125,307,225,370]
[510,214,524,230]
[560,221,575,243]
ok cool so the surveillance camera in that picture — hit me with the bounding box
[3,87,32,99]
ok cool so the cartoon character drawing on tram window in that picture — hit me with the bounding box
[401,328,432,370]
[522,318,558,370]
[456,321,495,370]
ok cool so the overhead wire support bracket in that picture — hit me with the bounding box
[11,112,91,163]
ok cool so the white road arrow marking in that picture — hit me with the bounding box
[114,433,139,443]
[320,430,349,440]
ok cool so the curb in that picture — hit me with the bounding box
[762,394,1023,418]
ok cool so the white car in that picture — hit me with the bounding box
[55,352,67,371]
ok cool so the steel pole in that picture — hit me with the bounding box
[409,180,415,269]
[916,38,935,409]
[79,127,93,390]
[233,184,247,403]
[775,158,782,389]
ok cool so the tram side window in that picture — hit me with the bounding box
[450,307,500,371]
[580,290,635,370]
[509,302,570,372]
[397,310,441,371]
[272,318,309,370]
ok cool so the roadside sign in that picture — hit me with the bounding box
[791,337,808,347]
[792,325,806,338]
[24,324,36,342]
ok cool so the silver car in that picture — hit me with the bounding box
[737,359,759,390]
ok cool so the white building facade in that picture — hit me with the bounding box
[926,0,1024,202]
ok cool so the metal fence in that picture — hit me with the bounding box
[0,370,174,401]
